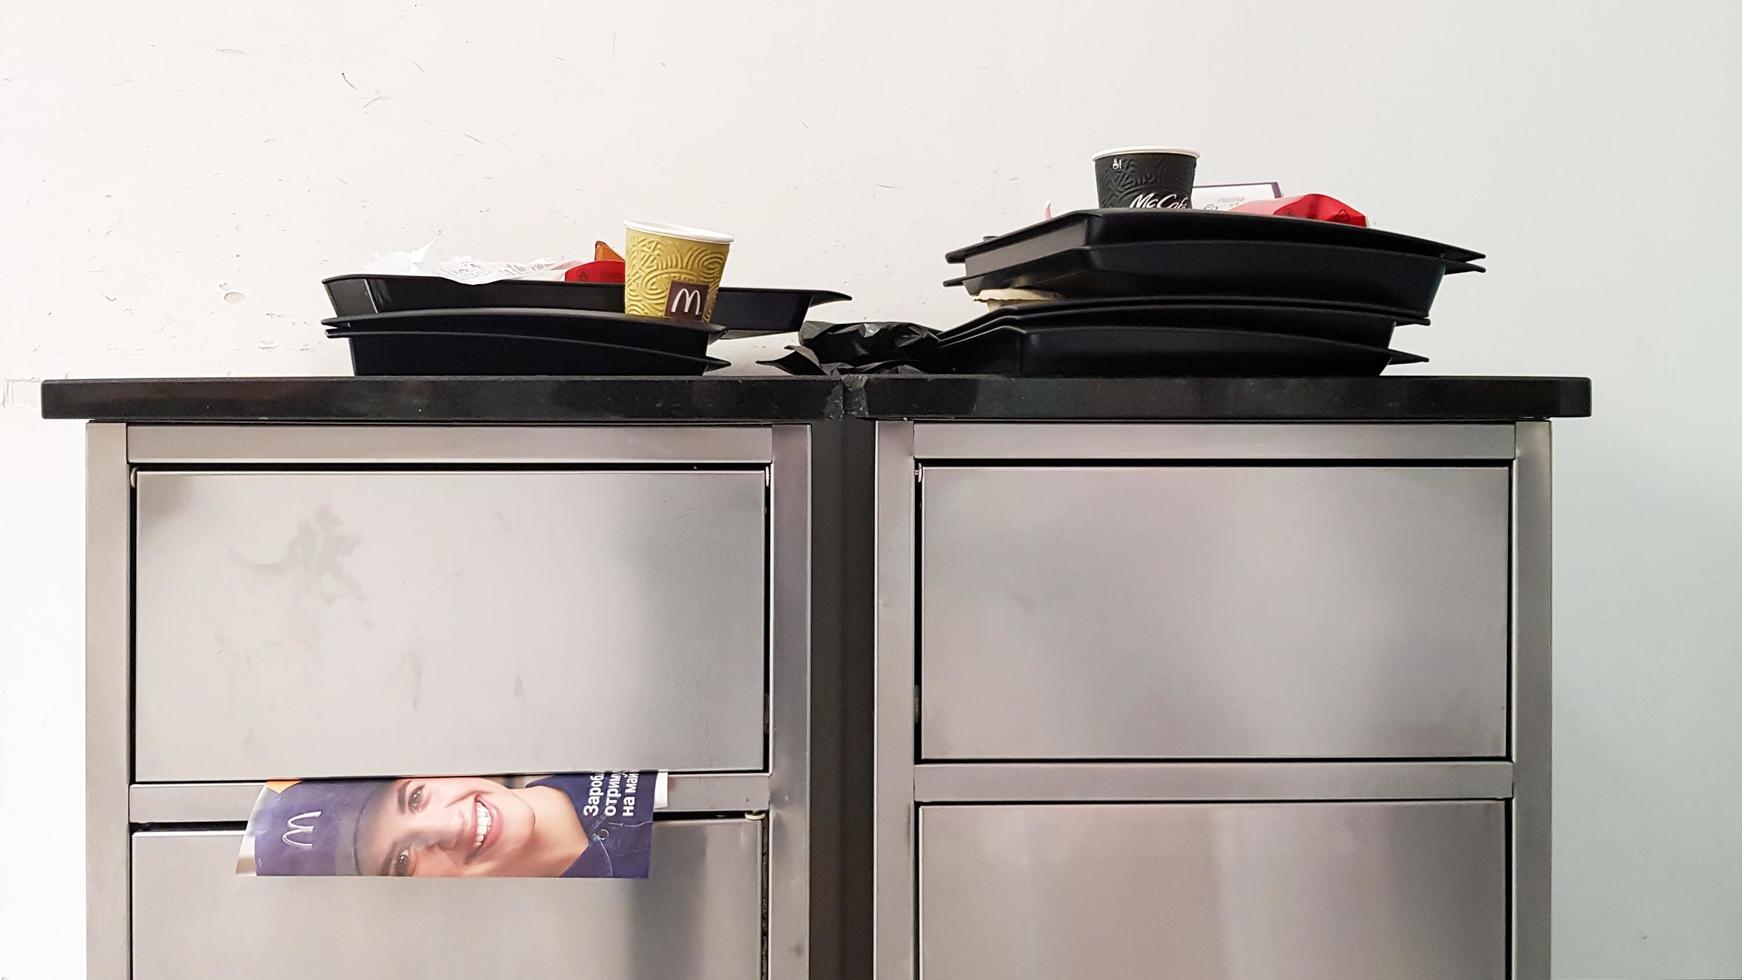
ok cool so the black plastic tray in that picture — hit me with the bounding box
[323,274,849,336]
[329,329,729,376]
[323,308,718,358]
[946,241,1480,316]
[950,294,1429,334]
[934,324,1425,377]
[945,208,1483,275]
[945,297,1428,349]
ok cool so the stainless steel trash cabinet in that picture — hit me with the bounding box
[86,424,815,980]
[873,422,1553,980]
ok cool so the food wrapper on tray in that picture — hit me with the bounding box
[1230,193,1367,226]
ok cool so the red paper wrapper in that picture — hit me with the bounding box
[1230,193,1367,227]
[564,259,626,283]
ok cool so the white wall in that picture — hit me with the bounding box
[3,1,1739,977]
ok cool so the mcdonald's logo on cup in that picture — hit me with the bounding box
[665,281,711,321]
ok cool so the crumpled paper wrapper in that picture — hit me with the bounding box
[1230,193,1367,226]
[363,237,580,284]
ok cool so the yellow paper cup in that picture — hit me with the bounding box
[624,220,733,322]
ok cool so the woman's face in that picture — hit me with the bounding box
[355,777,541,877]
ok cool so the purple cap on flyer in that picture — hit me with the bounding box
[246,779,388,876]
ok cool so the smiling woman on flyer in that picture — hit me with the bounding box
[244,772,655,878]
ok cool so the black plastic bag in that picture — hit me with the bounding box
[760,321,941,375]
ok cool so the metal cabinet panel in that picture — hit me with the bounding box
[133,821,764,980]
[919,802,1507,980]
[135,470,768,781]
[919,466,1510,759]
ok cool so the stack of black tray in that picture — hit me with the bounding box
[936,209,1482,377]
[322,274,850,376]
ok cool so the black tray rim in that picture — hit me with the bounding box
[327,328,731,369]
[937,322,1427,366]
[321,272,851,306]
[321,306,723,335]
[945,296,1432,339]
[943,207,1484,265]
[944,239,1485,289]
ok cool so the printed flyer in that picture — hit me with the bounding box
[238,771,666,879]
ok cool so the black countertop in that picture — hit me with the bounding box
[39,377,845,423]
[844,375,1591,420]
[41,375,1590,423]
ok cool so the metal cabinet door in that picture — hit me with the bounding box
[135,470,768,781]
[919,802,1506,980]
[919,466,1511,759]
[133,821,764,979]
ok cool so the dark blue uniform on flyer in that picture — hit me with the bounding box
[532,772,657,879]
